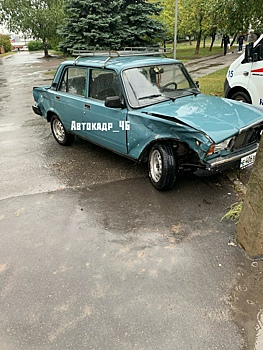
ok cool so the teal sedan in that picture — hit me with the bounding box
[32,50,263,190]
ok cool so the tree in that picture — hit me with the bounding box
[0,0,64,56]
[178,0,211,55]
[58,0,167,53]
[58,0,122,52]
[120,0,167,47]
[159,0,263,55]
[236,137,263,258]
[158,0,176,41]
[0,34,12,52]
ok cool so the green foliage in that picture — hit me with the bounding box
[159,0,262,55]
[157,0,176,40]
[58,0,167,52]
[27,40,44,51]
[0,34,12,52]
[0,0,65,56]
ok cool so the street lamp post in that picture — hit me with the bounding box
[173,0,178,59]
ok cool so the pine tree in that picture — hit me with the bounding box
[58,0,167,52]
[119,0,167,47]
[58,0,121,51]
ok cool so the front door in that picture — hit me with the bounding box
[84,68,128,154]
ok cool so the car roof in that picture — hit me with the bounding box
[61,54,180,72]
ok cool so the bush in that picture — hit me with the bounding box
[0,34,12,53]
[27,40,44,51]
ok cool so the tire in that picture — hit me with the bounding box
[148,143,177,191]
[231,91,251,104]
[51,115,75,146]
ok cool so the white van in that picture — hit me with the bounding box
[224,34,263,107]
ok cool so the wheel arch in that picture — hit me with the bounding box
[138,138,189,163]
[47,110,57,122]
[227,86,252,103]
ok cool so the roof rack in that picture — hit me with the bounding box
[72,47,172,66]
[72,47,171,57]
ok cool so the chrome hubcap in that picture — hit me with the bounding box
[53,119,65,142]
[150,150,162,182]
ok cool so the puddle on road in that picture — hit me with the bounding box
[2,52,42,66]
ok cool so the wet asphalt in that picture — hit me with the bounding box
[0,51,262,350]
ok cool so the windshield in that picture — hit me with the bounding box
[122,63,198,108]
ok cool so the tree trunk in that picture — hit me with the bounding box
[43,38,49,57]
[203,37,206,48]
[236,137,263,258]
[231,33,238,47]
[209,32,216,51]
[195,31,202,55]
[195,11,203,55]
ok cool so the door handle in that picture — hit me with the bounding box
[243,71,249,76]
[85,104,91,110]
[55,96,60,100]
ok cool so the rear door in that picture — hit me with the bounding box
[51,66,88,138]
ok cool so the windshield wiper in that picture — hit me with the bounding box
[138,94,163,100]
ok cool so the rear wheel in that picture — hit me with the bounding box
[231,91,251,104]
[51,115,75,146]
[148,143,177,191]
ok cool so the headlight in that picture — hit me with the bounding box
[214,137,233,153]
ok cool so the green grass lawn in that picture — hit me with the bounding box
[198,66,229,97]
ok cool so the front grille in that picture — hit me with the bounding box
[233,123,263,150]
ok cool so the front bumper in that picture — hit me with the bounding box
[195,144,258,176]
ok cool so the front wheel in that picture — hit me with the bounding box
[148,143,177,191]
[51,115,75,146]
[231,91,251,104]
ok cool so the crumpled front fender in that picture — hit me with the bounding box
[126,112,212,161]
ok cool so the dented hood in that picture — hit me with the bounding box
[141,94,263,143]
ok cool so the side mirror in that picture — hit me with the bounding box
[105,96,125,109]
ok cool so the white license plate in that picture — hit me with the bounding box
[240,152,257,169]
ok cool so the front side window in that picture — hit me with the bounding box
[58,67,87,97]
[254,38,263,61]
[122,63,198,108]
[89,69,121,101]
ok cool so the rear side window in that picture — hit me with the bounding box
[58,67,87,97]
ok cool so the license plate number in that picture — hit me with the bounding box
[240,152,257,169]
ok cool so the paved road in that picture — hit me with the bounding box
[185,50,241,79]
[0,51,262,350]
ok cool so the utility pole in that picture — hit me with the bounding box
[173,0,178,59]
